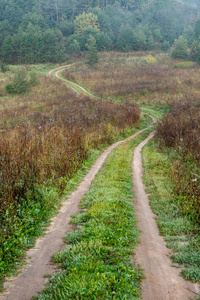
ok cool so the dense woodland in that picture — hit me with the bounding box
[1,0,200,63]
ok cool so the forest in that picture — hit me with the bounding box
[1,0,200,63]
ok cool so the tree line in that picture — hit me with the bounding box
[0,0,200,64]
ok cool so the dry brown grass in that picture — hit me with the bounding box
[157,103,200,224]
[67,52,200,108]
[0,74,140,217]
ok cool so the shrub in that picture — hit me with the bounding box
[161,40,170,52]
[146,55,157,64]
[6,72,30,94]
[5,70,38,94]
[0,63,9,72]
[171,36,188,60]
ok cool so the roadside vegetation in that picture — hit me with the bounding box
[143,139,200,283]
[157,103,200,224]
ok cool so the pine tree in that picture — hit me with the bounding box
[86,34,99,66]
[171,36,188,59]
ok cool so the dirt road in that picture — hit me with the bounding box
[0,122,154,300]
[132,132,200,300]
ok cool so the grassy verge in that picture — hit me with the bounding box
[33,127,154,300]
[0,113,152,291]
[142,139,200,283]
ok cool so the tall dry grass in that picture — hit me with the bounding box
[157,104,200,224]
[0,75,140,222]
[67,52,200,108]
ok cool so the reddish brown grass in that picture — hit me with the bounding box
[0,75,140,219]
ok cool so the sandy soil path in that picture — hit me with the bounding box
[0,121,154,300]
[132,131,200,300]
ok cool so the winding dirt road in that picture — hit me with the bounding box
[0,63,199,300]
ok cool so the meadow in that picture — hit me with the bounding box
[65,52,200,109]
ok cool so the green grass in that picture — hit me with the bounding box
[142,138,200,283]
[173,61,195,68]
[33,127,155,300]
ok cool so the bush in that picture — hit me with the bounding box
[6,71,30,94]
[0,63,9,72]
[157,104,200,223]
[146,55,157,64]
[171,36,188,60]
[5,70,38,94]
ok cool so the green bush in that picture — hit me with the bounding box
[171,36,188,60]
[5,70,38,94]
[0,63,9,72]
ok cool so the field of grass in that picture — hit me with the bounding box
[65,52,200,109]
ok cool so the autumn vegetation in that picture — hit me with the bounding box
[0,72,140,288]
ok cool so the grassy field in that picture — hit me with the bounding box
[65,52,200,110]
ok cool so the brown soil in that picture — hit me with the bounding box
[132,131,200,300]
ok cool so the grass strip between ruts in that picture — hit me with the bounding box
[142,139,200,285]
[33,127,154,300]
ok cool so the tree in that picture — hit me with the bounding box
[171,36,188,59]
[183,26,195,46]
[161,40,170,52]
[86,34,99,65]
[136,30,147,50]
[68,39,81,54]
[116,24,134,52]
[74,12,100,35]
[194,19,200,38]
[190,40,200,63]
